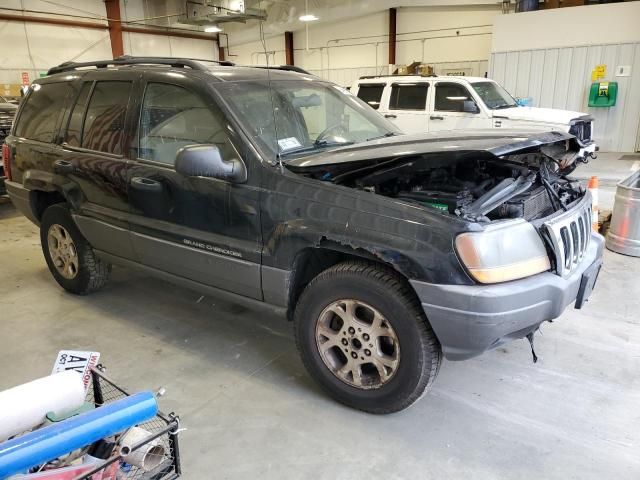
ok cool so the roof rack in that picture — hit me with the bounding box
[251,65,312,75]
[358,74,439,80]
[47,55,235,75]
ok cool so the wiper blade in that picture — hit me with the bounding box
[366,132,397,142]
[493,104,517,110]
[280,140,354,157]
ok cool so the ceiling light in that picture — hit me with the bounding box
[204,25,222,33]
[299,14,318,22]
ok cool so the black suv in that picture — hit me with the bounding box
[4,57,603,413]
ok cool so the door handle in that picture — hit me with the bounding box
[430,115,444,120]
[53,159,74,174]
[130,176,163,193]
[384,114,397,119]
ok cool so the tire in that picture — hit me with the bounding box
[294,261,442,414]
[40,203,111,295]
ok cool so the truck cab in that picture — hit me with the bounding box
[352,75,597,157]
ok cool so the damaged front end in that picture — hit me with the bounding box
[287,132,589,225]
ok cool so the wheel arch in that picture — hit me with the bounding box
[286,239,424,321]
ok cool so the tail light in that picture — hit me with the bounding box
[2,143,11,181]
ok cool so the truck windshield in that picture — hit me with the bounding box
[471,81,518,110]
[220,80,398,161]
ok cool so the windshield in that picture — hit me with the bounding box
[471,81,518,110]
[219,80,399,161]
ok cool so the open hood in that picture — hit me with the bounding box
[287,129,587,224]
[491,106,591,126]
[286,130,579,169]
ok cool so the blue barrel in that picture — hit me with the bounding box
[0,391,158,478]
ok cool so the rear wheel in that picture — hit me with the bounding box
[294,261,442,414]
[40,204,111,295]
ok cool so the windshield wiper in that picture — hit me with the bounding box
[493,104,517,110]
[366,132,397,142]
[280,140,354,157]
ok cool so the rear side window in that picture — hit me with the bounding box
[389,83,428,110]
[65,82,92,147]
[15,82,72,142]
[356,84,385,110]
[138,82,229,165]
[435,82,473,112]
[82,81,132,155]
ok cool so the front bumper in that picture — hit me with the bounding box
[410,233,604,361]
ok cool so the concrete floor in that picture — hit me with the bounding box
[1,152,639,479]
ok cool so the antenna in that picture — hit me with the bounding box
[259,19,283,170]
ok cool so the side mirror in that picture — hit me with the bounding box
[463,100,480,114]
[175,144,247,183]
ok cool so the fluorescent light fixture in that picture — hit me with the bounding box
[204,25,222,33]
[299,14,318,21]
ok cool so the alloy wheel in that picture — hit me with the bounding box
[47,224,79,280]
[315,299,400,389]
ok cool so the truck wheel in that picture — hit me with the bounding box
[40,204,111,295]
[294,261,442,414]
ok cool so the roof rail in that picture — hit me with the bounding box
[250,65,312,75]
[47,55,235,75]
[358,74,438,80]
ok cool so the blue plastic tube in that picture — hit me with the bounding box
[0,391,157,479]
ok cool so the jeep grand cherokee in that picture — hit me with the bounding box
[3,56,603,413]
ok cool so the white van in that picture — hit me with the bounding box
[352,75,597,156]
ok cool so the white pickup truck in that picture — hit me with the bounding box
[352,75,597,157]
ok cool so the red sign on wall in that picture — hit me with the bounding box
[21,72,30,86]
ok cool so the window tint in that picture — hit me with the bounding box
[15,82,71,142]
[356,84,385,110]
[435,83,473,112]
[65,82,92,147]
[389,83,428,110]
[139,83,229,165]
[82,81,131,155]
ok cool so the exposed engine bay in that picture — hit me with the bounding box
[291,146,587,223]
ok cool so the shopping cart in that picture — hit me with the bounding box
[74,366,181,480]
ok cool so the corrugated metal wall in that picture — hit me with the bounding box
[490,43,640,152]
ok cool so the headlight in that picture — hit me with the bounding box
[455,220,551,284]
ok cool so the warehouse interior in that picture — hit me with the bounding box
[0,0,639,479]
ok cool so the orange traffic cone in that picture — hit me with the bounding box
[588,176,599,231]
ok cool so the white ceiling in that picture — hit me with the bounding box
[179,0,502,45]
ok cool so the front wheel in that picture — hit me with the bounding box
[294,261,442,414]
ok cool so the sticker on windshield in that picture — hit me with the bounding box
[278,137,302,151]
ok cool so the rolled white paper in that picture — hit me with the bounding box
[120,427,165,471]
[0,370,86,441]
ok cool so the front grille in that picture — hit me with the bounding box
[541,192,592,277]
[569,120,592,143]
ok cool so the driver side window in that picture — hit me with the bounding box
[139,83,229,165]
[435,83,473,113]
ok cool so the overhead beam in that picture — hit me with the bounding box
[0,12,106,30]
[121,25,217,42]
[0,12,217,44]
[104,0,124,58]
[388,7,396,66]
[284,31,294,65]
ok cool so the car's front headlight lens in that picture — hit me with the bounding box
[455,220,551,284]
